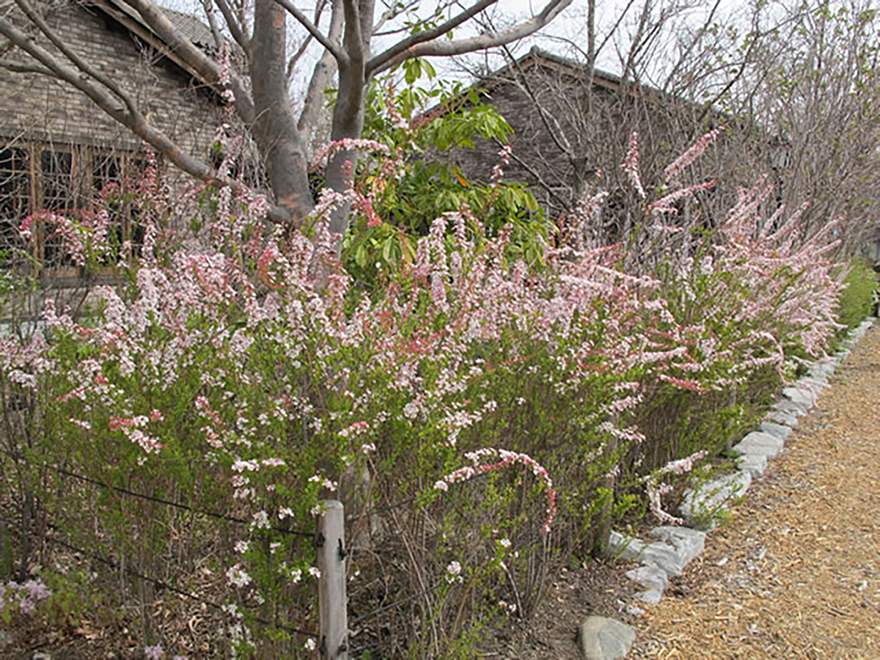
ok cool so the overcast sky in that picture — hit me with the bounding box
[159,0,742,95]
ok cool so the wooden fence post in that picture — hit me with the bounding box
[317,500,348,659]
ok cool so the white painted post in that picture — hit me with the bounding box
[317,500,348,659]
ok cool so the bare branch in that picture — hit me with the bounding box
[274,0,344,63]
[596,0,638,64]
[508,148,570,208]
[661,0,722,95]
[372,0,419,34]
[13,0,139,115]
[298,0,343,135]
[498,46,573,157]
[368,0,497,75]
[341,0,364,66]
[0,14,291,225]
[213,0,250,50]
[286,0,329,82]
[0,58,54,75]
[369,0,575,76]
[200,0,225,51]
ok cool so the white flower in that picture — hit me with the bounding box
[498,538,511,549]
[305,638,317,651]
[234,540,250,554]
[308,566,322,579]
[250,510,270,530]
[434,480,449,492]
[446,560,463,583]
[226,565,252,588]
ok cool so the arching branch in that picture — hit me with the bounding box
[368,0,574,76]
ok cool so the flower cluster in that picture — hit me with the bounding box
[0,123,851,656]
[436,448,558,534]
[0,579,52,615]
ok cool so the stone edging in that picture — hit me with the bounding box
[577,317,877,660]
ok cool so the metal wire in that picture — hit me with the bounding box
[350,582,444,628]
[1,449,316,539]
[0,513,319,639]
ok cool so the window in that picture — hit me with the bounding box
[0,142,148,276]
[40,148,76,268]
[0,147,31,270]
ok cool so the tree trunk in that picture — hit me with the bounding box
[251,0,315,222]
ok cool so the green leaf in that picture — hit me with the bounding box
[355,243,368,267]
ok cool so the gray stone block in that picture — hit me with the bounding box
[732,431,785,458]
[760,421,793,440]
[809,361,834,379]
[578,616,636,660]
[637,588,664,604]
[680,470,752,528]
[773,399,809,417]
[608,531,646,562]
[766,410,798,427]
[649,526,706,567]
[783,386,815,408]
[639,541,685,577]
[737,453,768,478]
[625,564,669,591]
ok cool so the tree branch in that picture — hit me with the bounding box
[274,0,344,63]
[298,0,344,135]
[0,58,54,76]
[341,0,364,66]
[117,0,255,125]
[372,0,419,34]
[201,0,225,52]
[212,0,250,50]
[13,0,139,115]
[368,0,575,75]
[498,46,573,157]
[286,0,328,82]
[0,15,291,225]
[367,0,497,74]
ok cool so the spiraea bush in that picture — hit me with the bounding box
[0,123,849,657]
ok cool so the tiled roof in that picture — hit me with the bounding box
[159,6,215,47]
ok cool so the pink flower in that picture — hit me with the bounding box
[144,645,164,660]
[620,132,646,199]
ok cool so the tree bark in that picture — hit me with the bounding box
[251,0,315,222]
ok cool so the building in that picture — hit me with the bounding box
[446,47,748,239]
[0,0,225,275]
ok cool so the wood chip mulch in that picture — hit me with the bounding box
[632,325,880,659]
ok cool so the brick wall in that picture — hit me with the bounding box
[0,2,221,161]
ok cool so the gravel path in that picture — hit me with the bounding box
[633,324,880,658]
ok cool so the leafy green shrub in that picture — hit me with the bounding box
[836,257,878,331]
[0,125,850,657]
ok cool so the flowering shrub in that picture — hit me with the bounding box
[0,125,850,655]
[0,579,52,619]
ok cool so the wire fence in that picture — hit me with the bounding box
[0,512,320,639]
[0,448,316,539]
[0,448,485,656]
